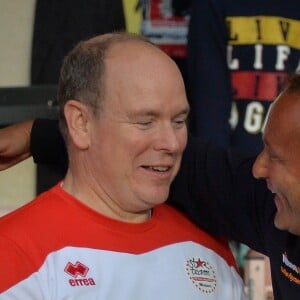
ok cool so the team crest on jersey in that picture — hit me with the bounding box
[186,257,217,293]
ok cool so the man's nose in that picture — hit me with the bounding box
[252,149,268,179]
[153,124,182,153]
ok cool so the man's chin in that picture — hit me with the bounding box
[273,208,288,231]
[273,212,299,235]
[143,187,170,205]
[273,195,296,232]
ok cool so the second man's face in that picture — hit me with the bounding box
[253,92,300,235]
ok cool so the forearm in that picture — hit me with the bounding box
[0,120,33,170]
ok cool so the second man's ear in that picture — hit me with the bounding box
[64,100,91,150]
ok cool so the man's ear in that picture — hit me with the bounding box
[64,100,91,150]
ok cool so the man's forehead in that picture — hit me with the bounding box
[264,91,300,138]
[107,39,151,58]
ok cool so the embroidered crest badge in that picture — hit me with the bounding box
[186,257,217,293]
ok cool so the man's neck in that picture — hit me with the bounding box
[62,171,152,224]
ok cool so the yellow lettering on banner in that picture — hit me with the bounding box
[122,0,142,34]
[226,16,300,49]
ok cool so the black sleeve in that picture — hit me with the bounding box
[30,119,68,173]
[168,135,274,254]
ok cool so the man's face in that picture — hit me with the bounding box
[87,42,189,215]
[252,91,300,235]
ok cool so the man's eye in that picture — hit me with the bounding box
[270,156,281,162]
[173,119,187,127]
[135,121,153,129]
[268,153,282,162]
[139,121,152,125]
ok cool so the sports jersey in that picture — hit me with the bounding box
[188,0,300,155]
[0,183,245,299]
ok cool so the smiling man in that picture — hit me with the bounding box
[252,83,300,236]
[59,33,189,223]
[0,33,245,299]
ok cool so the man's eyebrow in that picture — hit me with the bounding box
[263,136,270,148]
[128,107,190,117]
[170,107,190,119]
[127,109,159,118]
[264,138,278,156]
[176,107,190,115]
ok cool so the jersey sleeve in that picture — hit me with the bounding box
[0,235,36,293]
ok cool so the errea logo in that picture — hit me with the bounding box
[64,261,96,287]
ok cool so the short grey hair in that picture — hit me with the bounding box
[57,31,153,140]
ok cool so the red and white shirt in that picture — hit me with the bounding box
[0,183,245,299]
